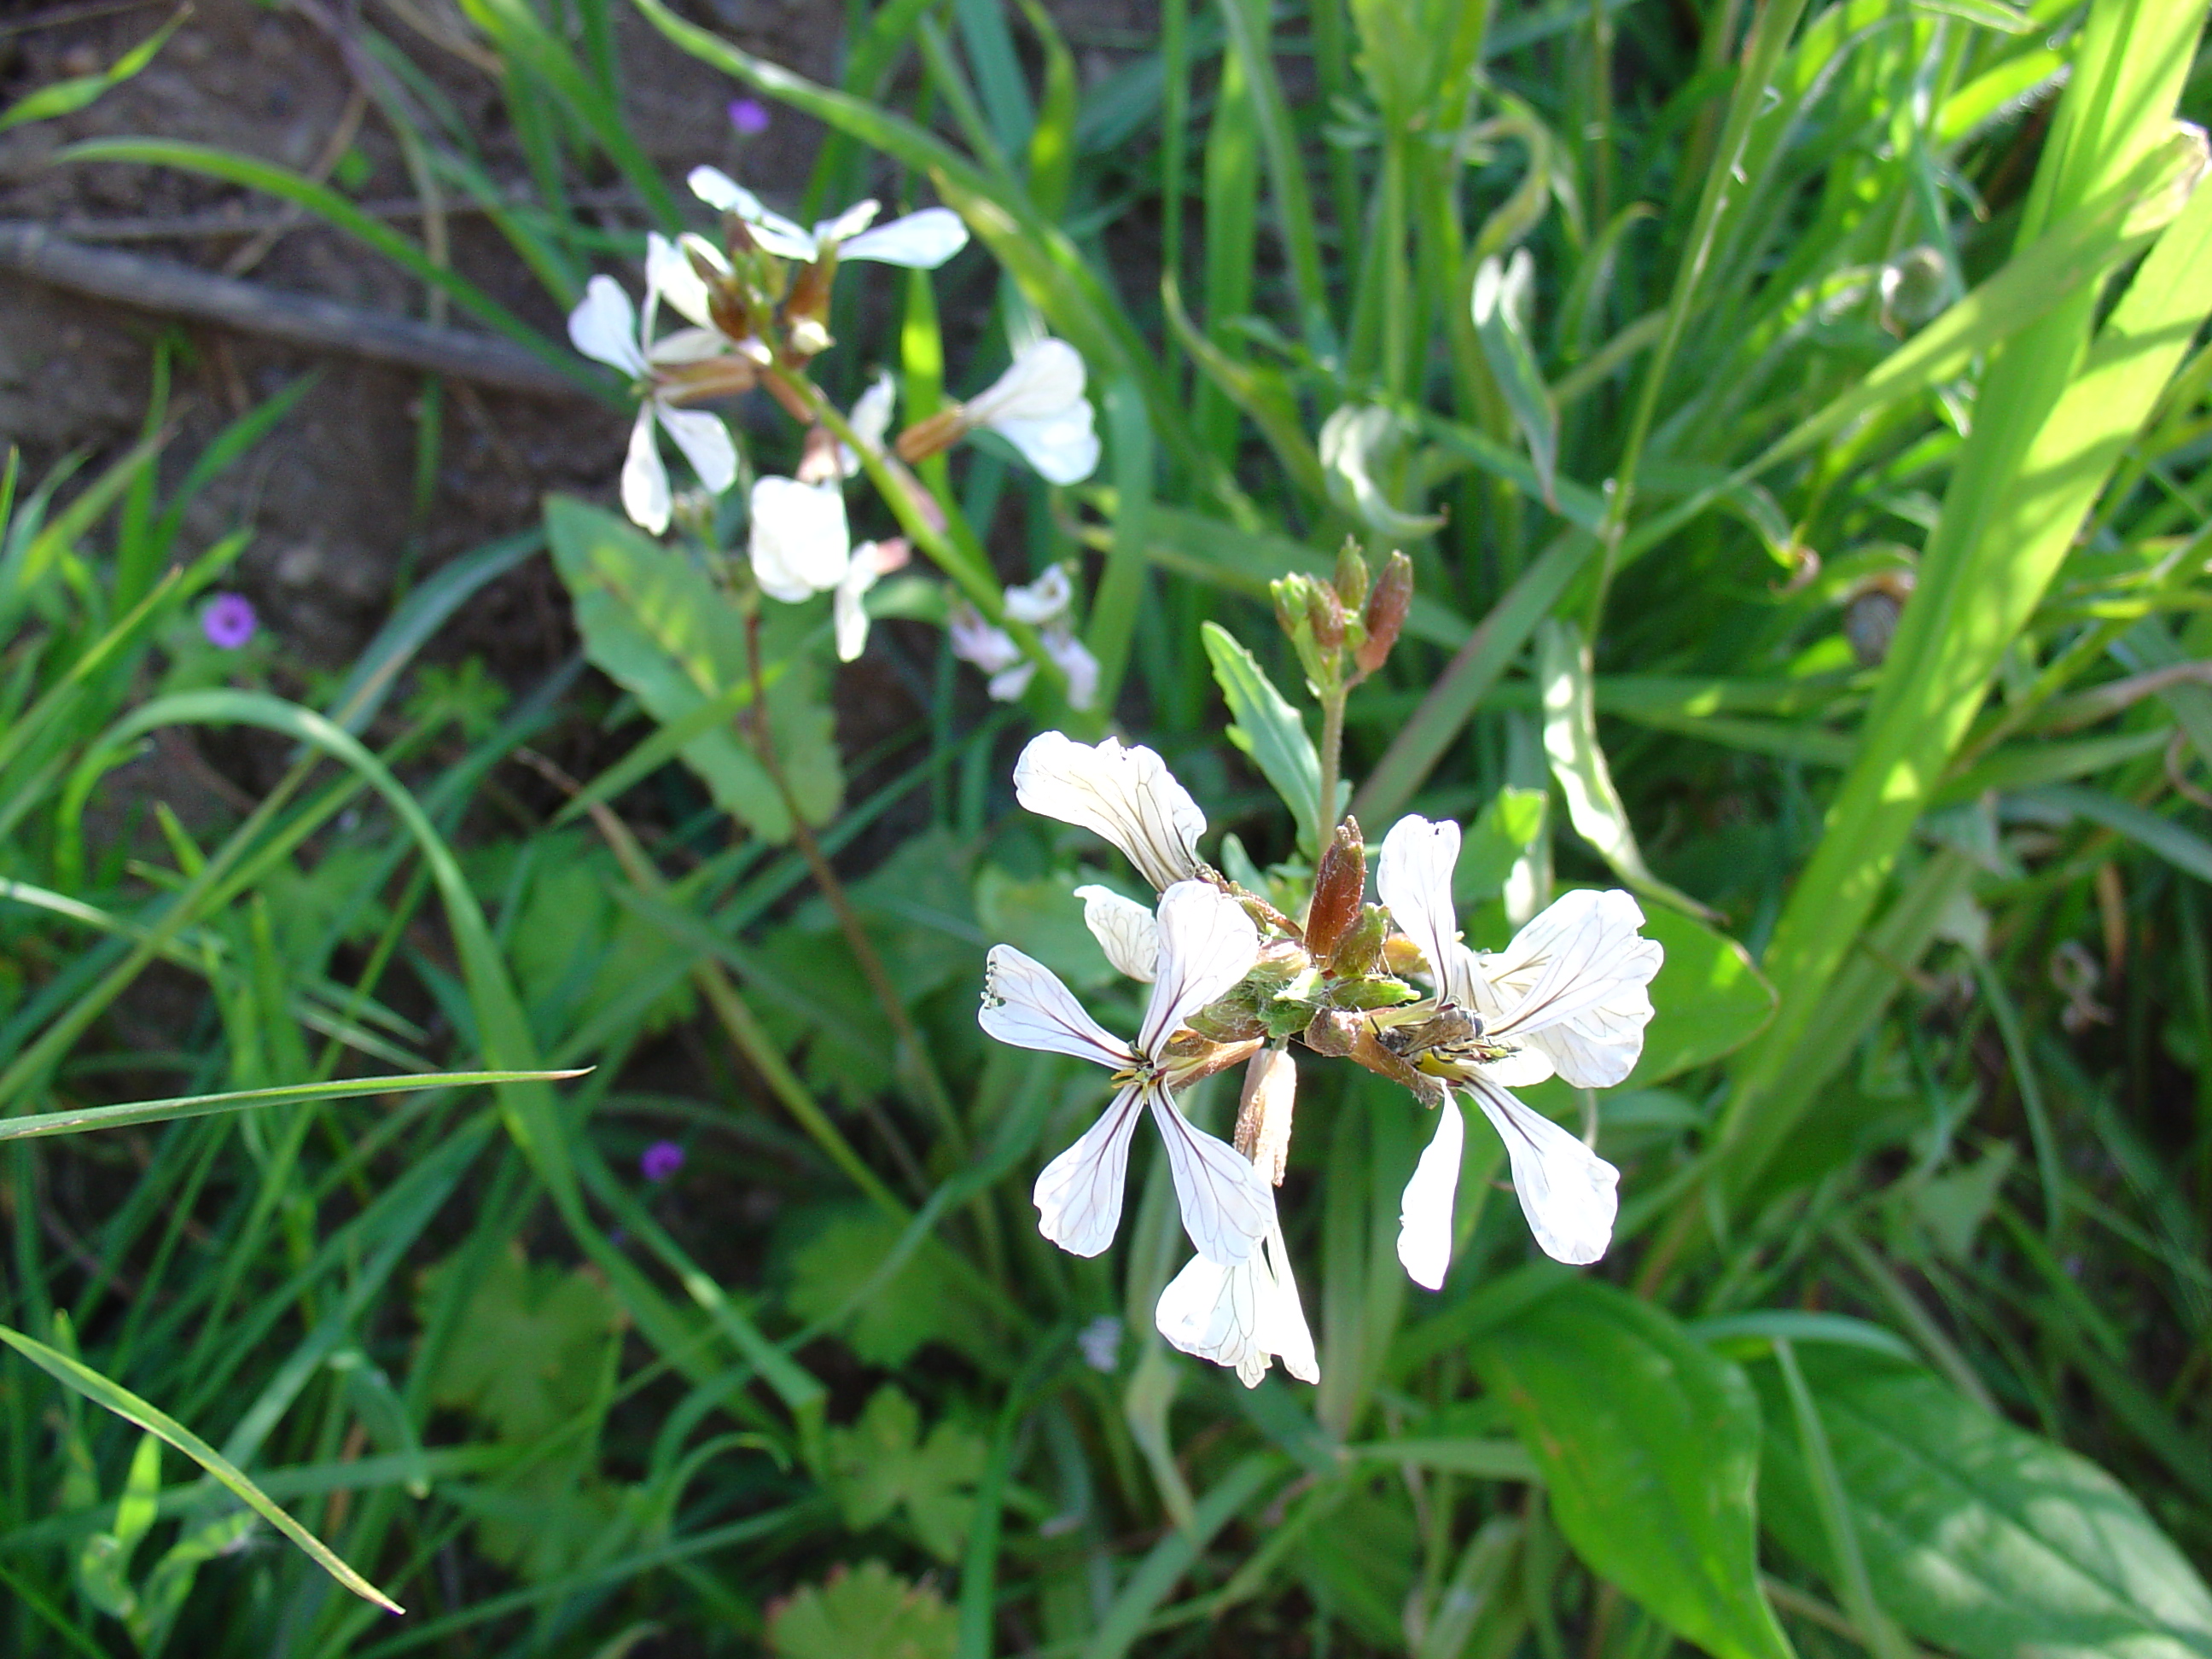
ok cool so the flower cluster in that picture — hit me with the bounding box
[978,732,1662,1388]
[568,166,1103,697]
[949,566,1100,709]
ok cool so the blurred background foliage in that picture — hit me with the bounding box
[1,0,2209,1653]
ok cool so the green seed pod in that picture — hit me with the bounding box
[1329,902,1391,979]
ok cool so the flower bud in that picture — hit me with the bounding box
[1328,901,1391,978]
[1334,540,1371,613]
[1355,550,1412,677]
[1310,582,1346,651]
[1304,818,1365,959]
[1232,1046,1298,1185]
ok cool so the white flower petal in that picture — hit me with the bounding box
[1156,1224,1316,1387]
[687,167,817,259]
[812,198,882,246]
[646,231,715,330]
[748,477,851,602]
[1397,1096,1465,1290]
[686,165,749,212]
[1013,731,1207,893]
[965,338,1088,424]
[1481,889,1662,1086]
[1377,816,1476,1006]
[990,405,1101,485]
[979,944,1133,1069]
[847,372,898,458]
[655,405,737,495]
[648,327,730,366]
[1139,881,1260,1057]
[1002,565,1073,625]
[1259,1229,1319,1382]
[1148,1086,1271,1266]
[841,206,969,268]
[569,275,648,377]
[1074,884,1159,982]
[619,403,672,534]
[949,607,1023,673]
[987,661,1037,701]
[1045,627,1101,711]
[832,543,885,662]
[1469,1077,1618,1265]
[1033,1085,1146,1257]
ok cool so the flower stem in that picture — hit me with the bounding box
[1315,682,1347,857]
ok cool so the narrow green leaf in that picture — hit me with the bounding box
[1471,250,1560,508]
[1476,1281,1796,1659]
[0,1326,403,1613]
[0,9,184,132]
[0,1070,583,1144]
[1202,622,1325,856]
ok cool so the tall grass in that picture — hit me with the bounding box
[3,0,2209,1653]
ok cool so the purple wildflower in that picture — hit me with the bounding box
[727,97,770,137]
[201,592,257,649]
[641,1140,686,1183]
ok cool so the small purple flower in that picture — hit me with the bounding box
[727,97,771,137]
[640,1140,686,1183]
[201,592,257,649]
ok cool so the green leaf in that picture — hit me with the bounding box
[783,1208,993,1368]
[1202,622,1326,856]
[974,864,1118,990]
[1471,251,1561,509]
[1626,906,1777,1086]
[418,1243,624,1441]
[0,1069,580,1143]
[769,1561,958,1659]
[1474,1280,1795,1659]
[1540,619,1718,921]
[1753,1352,2212,1659]
[823,1387,987,1563]
[0,1324,402,1613]
[0,9,184,132]
[545,496,827,841]
[1452,787,1548,905]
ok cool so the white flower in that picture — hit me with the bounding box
[1156,1221,1317,1388]
[568,259,739,535]
[1375,815,1662,1283]
[1013,732,1205,892]
[960,340,1100,484]
[689,167,969,268]
[748,476,850,602]
[979,880,1272,1266]
[1045,628,1101,712]
[948,604,1033,700]
[1073,883,1159,981]
[945,571,1099,708]
[834,538,909,662]
[1003,564,1074,624]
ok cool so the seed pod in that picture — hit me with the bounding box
[1355,550,1413,677]
[1335,540,1371,613]
[1329,901,1391,979]
[1304,818,1365,959]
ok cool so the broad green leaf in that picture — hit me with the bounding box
[783,1208,995,1368]
[974,865,1117,990]
[1452,787,1548,905]
[419,1244,623,1442]
[1753,1353,2212,1659]
[0,1325,402,1613]
[1626,906,1777,1086]
[768,1560,958,1659]
[822,1387,987,1563]
[1474,1280,1795,1659]
[1538,619,1716,920]
[544,495,841,841]
[1202,622,1327,856]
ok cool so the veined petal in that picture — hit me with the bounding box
[569,275,648,377]
[1481,888,1662,1086]
[1397,1096,1465,1290]
[1044,627,1100,711]
[1147,1086,1271,1265]
[1377,816,1476,1007]
[1469,1076,1618,1265]
[1140,881,1260,1057]
[965,337,1087,424]
[655,405,737,495]
[1155,1225,1316,1387]
[1002,565,1073,625]
[979,944,1133,1069]
[841,206,969,267]
[748,476,850,602]
[812,198,881,246]
[1074,884,1159,982]
[619,403,672,534]
[1256,1227,1318,1382]
[645,231,715,330]
[989,405,1101,485]
[1033,1085,1146,1256]
[1012,731,1206,892]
